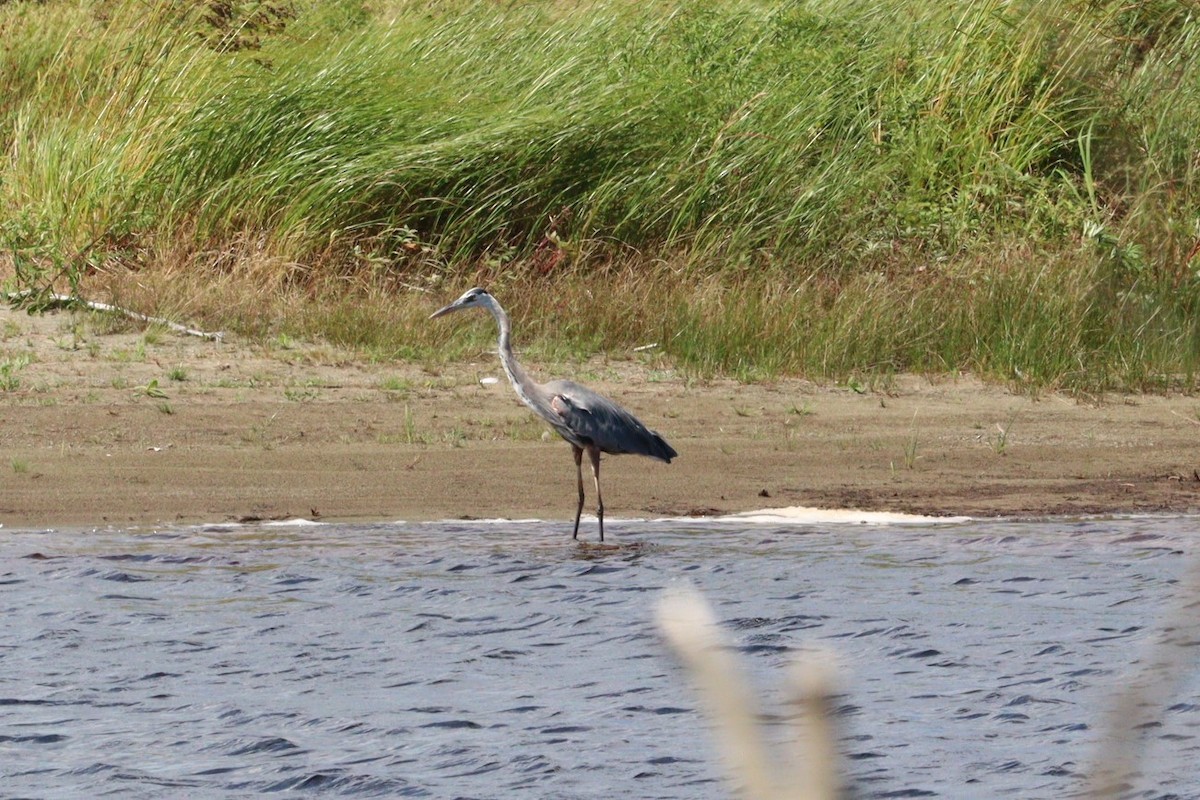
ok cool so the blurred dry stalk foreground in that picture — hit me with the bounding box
[658,575,1200,800]
[2,0,1200,391]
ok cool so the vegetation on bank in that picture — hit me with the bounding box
[1,0,1198,390]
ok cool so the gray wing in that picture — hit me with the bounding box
[543,380,677,462]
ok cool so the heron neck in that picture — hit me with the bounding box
[488,301,541,409]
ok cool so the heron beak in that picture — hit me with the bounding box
[429,302,460,319]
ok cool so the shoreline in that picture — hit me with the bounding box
[0,506,980,534]
[3,306,1200,531]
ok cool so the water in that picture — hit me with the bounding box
[1,516,1198,799]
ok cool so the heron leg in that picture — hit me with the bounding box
[587,445,604,542]
[572,445,585,541]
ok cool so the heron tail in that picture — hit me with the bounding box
[647,430,678,463]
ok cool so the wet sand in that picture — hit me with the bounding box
[2,305,1199,529]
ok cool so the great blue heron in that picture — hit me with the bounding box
[431,287,677,541]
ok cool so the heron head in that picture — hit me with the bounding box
[430,287,491,319]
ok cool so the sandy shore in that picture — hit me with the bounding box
[2,304,1199,530]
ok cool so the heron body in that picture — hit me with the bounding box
[431,287,677,541]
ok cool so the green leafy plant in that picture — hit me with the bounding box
[0,355,31,391]
[136,378,168,399]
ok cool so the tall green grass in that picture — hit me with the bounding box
[2,0,1199,390]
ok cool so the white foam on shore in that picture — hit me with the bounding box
[420,517,544,525]
[157,507,968,532]
[699,506,970,525]
[261,518,328,527]
[431,507,970,526]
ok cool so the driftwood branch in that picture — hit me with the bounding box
[4,291,224,341]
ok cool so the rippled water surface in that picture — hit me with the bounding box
[2,516,1198,799]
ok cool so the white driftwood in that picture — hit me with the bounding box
[5,291,223,341]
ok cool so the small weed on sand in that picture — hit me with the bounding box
[0,354,31,391]
[991,409,1021,455]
